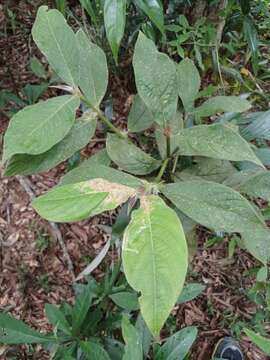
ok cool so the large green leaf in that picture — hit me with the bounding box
[3,95,80,162]
[133,32,178,127]
[106,133,161,175]
[156,326,197,360]
[128,94,154,132]
[192,96,251,117]
[32,6,78,87]
[104,0,126,63]
[244,329,270,355]
[0,312,55,344]
[174,124,262,167]
[5,113,96,176]
[80,341,111,360]
[134,0,164,33]
[76,30,108,106]
[162,180,270,263]
[60,158,143,188]
[122,195,188,336]
[122,315,143,360]
[177,58,200,112]
[32,179,136,222]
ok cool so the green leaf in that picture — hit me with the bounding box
[60,160,142,188]
[110,292,139,311]
[22,83,48,104]
[32,179,136,222]
[128,94,154,132]
[134,0,164,34]
[243,16,258,54]
[0,312,55,344]
[176,158,237,184]
[45,304,72,335]
[122,195,188,336]
[80,341,111,360]
[122,315,143,360]
[30,56,46,78]
[104,338,124,360]
[244,329,270,355]
[256,266,268,282]
[79,0,99,26]
[224,170,270,202]
[5,113,96,176]
[106,133,161,175]
[104,0,126,63]
[76,30,108,107]
[3,95,80,162]
[156,326,197,360]
[133,32,178,127]
[241,110,270,141]
[174,124,263,167]
[177,58,200,112]
[72,283,94,335]
[255,148,270,166]
[162,180,270,263]
[135,314,152,357]
[192,96,251,117]
[177,283,205,304]
[32,6,78,87]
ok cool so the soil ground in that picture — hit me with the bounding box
[0,1,269,359]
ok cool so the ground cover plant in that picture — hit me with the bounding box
[1,1,270,359]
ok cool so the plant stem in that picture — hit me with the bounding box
[155,158,169,183]
[80,95,126,139]
[166,134,171,158]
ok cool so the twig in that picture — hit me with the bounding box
[16,176,75,281]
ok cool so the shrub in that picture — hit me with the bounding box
[2,5,270,338]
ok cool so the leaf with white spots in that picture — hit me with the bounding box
[224,170,270,202]
[128,95,154,132]
[177,58,200,112]
[133,32,178,127]
[162,180,270,263]
[122,195,188,336]
[174,124,263,167]
[32,179,136,222]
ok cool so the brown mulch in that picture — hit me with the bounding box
[1,1,270,360]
